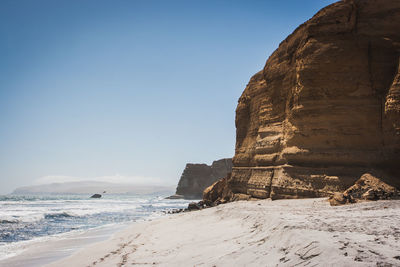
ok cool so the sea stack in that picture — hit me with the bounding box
[168,158,232,199]
[206,0,400,202]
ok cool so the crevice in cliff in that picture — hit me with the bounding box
[348,0,358,34]
[367,41,384,146]
[380,96,385,147]
[367,41,374,91]
[267,169,275,198]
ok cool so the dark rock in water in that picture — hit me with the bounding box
[169,158,233,200]
[90,194,102,198]
[165,194,184,199]
[329,173,400,206]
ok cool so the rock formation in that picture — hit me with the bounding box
[169,158,232,199]
[209,0,400,202]
[203,175,233,205]
[203,173,257,205]
[329,173,400,206]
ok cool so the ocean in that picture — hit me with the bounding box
[0,194,191,262]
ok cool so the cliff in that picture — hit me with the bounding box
[215,0,400,201]
[170,158,232,199]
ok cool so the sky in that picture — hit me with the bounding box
[0,0,337,194]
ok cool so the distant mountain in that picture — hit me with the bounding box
[12,181,175,195]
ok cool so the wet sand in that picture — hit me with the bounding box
[0,223,128,267]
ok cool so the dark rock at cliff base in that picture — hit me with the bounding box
[329,173,400,206]
[219,0,400,201]
[187,202,202,210]
[90,194,102,198]
[169,158,232,199]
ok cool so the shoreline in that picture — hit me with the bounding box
[40,198,400,266]
[0,194,192,266]
[0,222,131,267]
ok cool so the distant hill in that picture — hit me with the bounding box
[12,181,174,195]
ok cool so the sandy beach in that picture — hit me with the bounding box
[38,198,400,267]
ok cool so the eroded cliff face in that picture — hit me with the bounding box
[174,158,233,199]
[230,0,400,200]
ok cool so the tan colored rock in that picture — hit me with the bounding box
[228,0,400,200]
[231,193,251,202]
[203,174,233,206]
[329,173,400,205]
[329,192,348,206]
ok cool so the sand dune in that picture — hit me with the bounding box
[45,198,400,267]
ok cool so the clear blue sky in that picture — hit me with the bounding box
[0,0,336,194]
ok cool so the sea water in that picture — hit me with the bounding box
[0,194,191,261]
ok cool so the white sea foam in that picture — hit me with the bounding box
[0,197,145,223]
[0,193,191,261]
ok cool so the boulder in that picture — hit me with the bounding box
[329,173,400,206]
[165,194,184,199]
[187,202,201,211]
[203,174,233,206]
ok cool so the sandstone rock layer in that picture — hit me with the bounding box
[230,0,400,200]
[173,158,232,199]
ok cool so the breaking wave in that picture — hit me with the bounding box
[44,212,76,219]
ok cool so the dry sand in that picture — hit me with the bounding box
[42,198,400,267]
